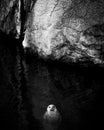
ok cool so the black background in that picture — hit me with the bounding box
[0,32,104,130]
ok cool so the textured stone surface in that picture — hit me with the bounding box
[23,0,104,64]
[0,0,21,38]
[0,0,104,64]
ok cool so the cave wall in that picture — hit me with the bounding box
[0,0,21,38]
[0,0,37,38]
[0,0,104,65]
[22,0,104,64]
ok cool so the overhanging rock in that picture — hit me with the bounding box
[23,0,104,64]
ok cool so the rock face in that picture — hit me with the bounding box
[0,0,104,64]
[0,0,21,38]
[23,0,104,64]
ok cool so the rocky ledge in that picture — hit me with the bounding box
[0,0,104,65]
[23,0,104,64]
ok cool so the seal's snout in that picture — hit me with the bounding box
[49,105,56,111]
[50,107,55,111]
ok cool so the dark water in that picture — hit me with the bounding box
[0,33,104,130]
[0,34,20,130]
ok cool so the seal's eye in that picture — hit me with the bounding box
[48,106,51,109]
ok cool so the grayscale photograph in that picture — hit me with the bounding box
[0,0,104,130]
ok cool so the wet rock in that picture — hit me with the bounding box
[0,0,21,38]
[0,0,104,65]
[23,0,104,65]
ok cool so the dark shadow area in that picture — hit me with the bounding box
[0,32,19,130]
[0,27,104,130]
[0,32,43,130]
[24,48,104,130]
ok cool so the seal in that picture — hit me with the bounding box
[43,104,61,130]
